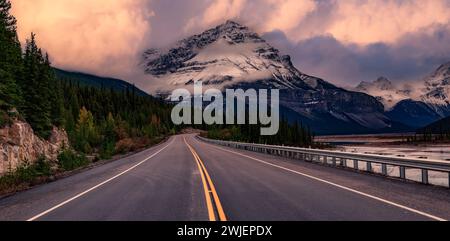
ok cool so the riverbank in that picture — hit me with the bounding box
[316,133,450,162]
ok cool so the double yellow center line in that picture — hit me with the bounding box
[184,137,227,221]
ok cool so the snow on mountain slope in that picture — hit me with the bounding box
[355,62,450,127]
[421,62,450,107]
[143,21,318,93]
[355,62,450,110]
[142,21,408,134]
[355,77,412,110]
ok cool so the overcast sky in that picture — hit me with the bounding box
[11,0,450,91]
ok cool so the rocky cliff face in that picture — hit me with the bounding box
[0,121,69,176]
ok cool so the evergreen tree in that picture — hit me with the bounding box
[21,33,52,138]
[45,54,65,127]
[0,0,22,111]
[99,113,116,159]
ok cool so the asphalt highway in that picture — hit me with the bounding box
[0,134,449,221]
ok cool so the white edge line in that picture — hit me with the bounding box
[196,138,447,221]
[27,138,175,221]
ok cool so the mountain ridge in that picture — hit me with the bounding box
[418,116,450,134]
[143,20,410,134]
[54,68,149,96]
[354,62,450,128]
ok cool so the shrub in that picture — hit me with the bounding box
[58,149,89,171]
[0,157,52,193]
[115,138,134,154]
[115,137,151,154]
[99,140,115,160]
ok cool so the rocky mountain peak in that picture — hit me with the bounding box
[354,77,411,110]
[142,20,409,134]
[435,61,450,77]
[218,20,248,32]
[356,76,393,92]
[420,61,450,107]
[373,76,394,90]
[426,61,450,86]
[143,20,266,77]
[143,20,319,91]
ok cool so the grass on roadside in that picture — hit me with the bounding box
[0,157,53,195]
[0,136,167,196]
[0,150,90,196]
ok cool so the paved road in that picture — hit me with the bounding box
[0,134,449,221]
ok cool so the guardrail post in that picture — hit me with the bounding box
[448,173,450,188]
[421,169,429,185]
[382,164,388,176]
[400,166,406,179]
[199,138,450,189]
[341,158,347,167]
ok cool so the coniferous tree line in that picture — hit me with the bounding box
[405,133,450,143]
[60,80,174,158]
[200,117,314,147]
[0,0,174,160]
[403,117,450,143]
[1,0,62,138]
[0,0,23,121]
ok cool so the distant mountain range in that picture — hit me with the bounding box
[54,68,149,96]
[58,21,449,135]
[142,21,411,135]
[354,62,450,128]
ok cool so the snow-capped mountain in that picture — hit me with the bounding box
[354,62,450,128]
[355,77,411,110]
[356,77,394,92]
[421,62,450,107]
[144,21,320,92]
[143,21,409,134]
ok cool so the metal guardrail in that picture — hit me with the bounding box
[198,136,450,188]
